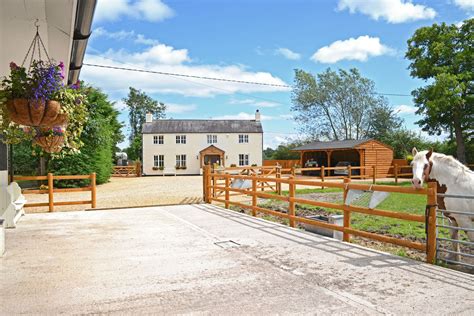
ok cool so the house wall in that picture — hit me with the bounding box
[142,133,263,175]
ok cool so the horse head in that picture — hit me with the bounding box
[411,147,433,189]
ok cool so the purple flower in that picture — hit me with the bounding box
[9,62,18,70]
[58,61,64,70]
[70,81,80,90]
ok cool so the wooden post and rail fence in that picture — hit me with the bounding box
[203,165,438,263]
[13,173,97,212]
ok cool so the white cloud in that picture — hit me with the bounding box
[212,112,274,121]
[166,103,197,114]
[94,0,174,22]
[92,27,162,46]
[83,46,289,97]
[454,0,474,11]
[279,114,294,119]
[229,98,280,108]
[275,48,301,60]
[337,0,436,23]
[394,104,417,115]
[311,35,393,63]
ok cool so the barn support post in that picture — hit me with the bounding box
[426,182,437,264]
[343,178,351,242]
[321,165,325,189]
[372,165,376,184]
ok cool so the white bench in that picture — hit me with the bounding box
[3,182,26,228]
[162,168,176,176]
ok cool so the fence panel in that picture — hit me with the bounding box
[13,173,97,212]
[202,165,437,263]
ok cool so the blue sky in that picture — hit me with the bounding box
[81,0,473,149]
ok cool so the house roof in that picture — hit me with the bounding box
[293,139,374,151]
[142,119,263,134]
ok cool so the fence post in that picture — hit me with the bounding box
[321,165,325,189]
[394,163,398,184]
[426,182,437,264]
[135,161,142,177]
[288,176,296,228]
[343,178,351,242]
[372,165,376,184]
[251,177,257,216]
[207,165,212,203]
[91,173,97,208]
[47,173,54,212]
[224,176,229,209]
[348,165,352,179]
[291,166,295,177]
[276,166,282,195]
[203,165,211,203]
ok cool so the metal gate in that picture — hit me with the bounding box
[436,193,474,271]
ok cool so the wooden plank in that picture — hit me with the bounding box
[54,200,92,206]
[24,202,49,207]
[54,175,91,180]
[13,175,47,181]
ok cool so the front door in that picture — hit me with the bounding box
[204,154,221,166]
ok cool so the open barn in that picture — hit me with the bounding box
[292,139,394,177]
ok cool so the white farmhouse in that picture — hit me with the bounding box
[142,110,263,175]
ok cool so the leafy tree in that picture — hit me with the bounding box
[291,68,400,141]
[263,147,275,160]
[406,18,473,163]
[271,143,301,160]
[125,136,142,162]
[378,129,431,159]
[124,87,166,142]
[48,85,124,185]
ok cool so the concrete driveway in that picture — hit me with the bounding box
[2,204,473,314]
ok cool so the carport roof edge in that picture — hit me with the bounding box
[292,139,391,151]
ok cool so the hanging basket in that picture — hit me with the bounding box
[6,99,67,127]
[34,135,65,153]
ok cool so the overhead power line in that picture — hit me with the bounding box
[83,63,290,88]
[82,62,411,97]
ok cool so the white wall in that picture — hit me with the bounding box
[143,133,263,175]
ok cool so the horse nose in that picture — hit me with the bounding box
[412,179,421,186]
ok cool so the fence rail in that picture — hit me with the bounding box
[203,165,437,263]
[13,173,97,212]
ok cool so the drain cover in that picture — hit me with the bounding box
[214,240,240,248]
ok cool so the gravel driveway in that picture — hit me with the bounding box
[23,176,204,213]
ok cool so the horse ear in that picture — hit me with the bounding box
[426,148,433,160]
[412,147,418,156]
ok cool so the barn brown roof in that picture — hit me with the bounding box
[293,139,382,151]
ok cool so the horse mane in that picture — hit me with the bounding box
[432,152,474,181]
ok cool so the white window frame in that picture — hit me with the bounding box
[153,135,164,145]
[239,134,249,143]
[207,134,217,144]
[239,154,249,166]
[154,155,164,167]
[176,154,186,168]
[176,135,186,144]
